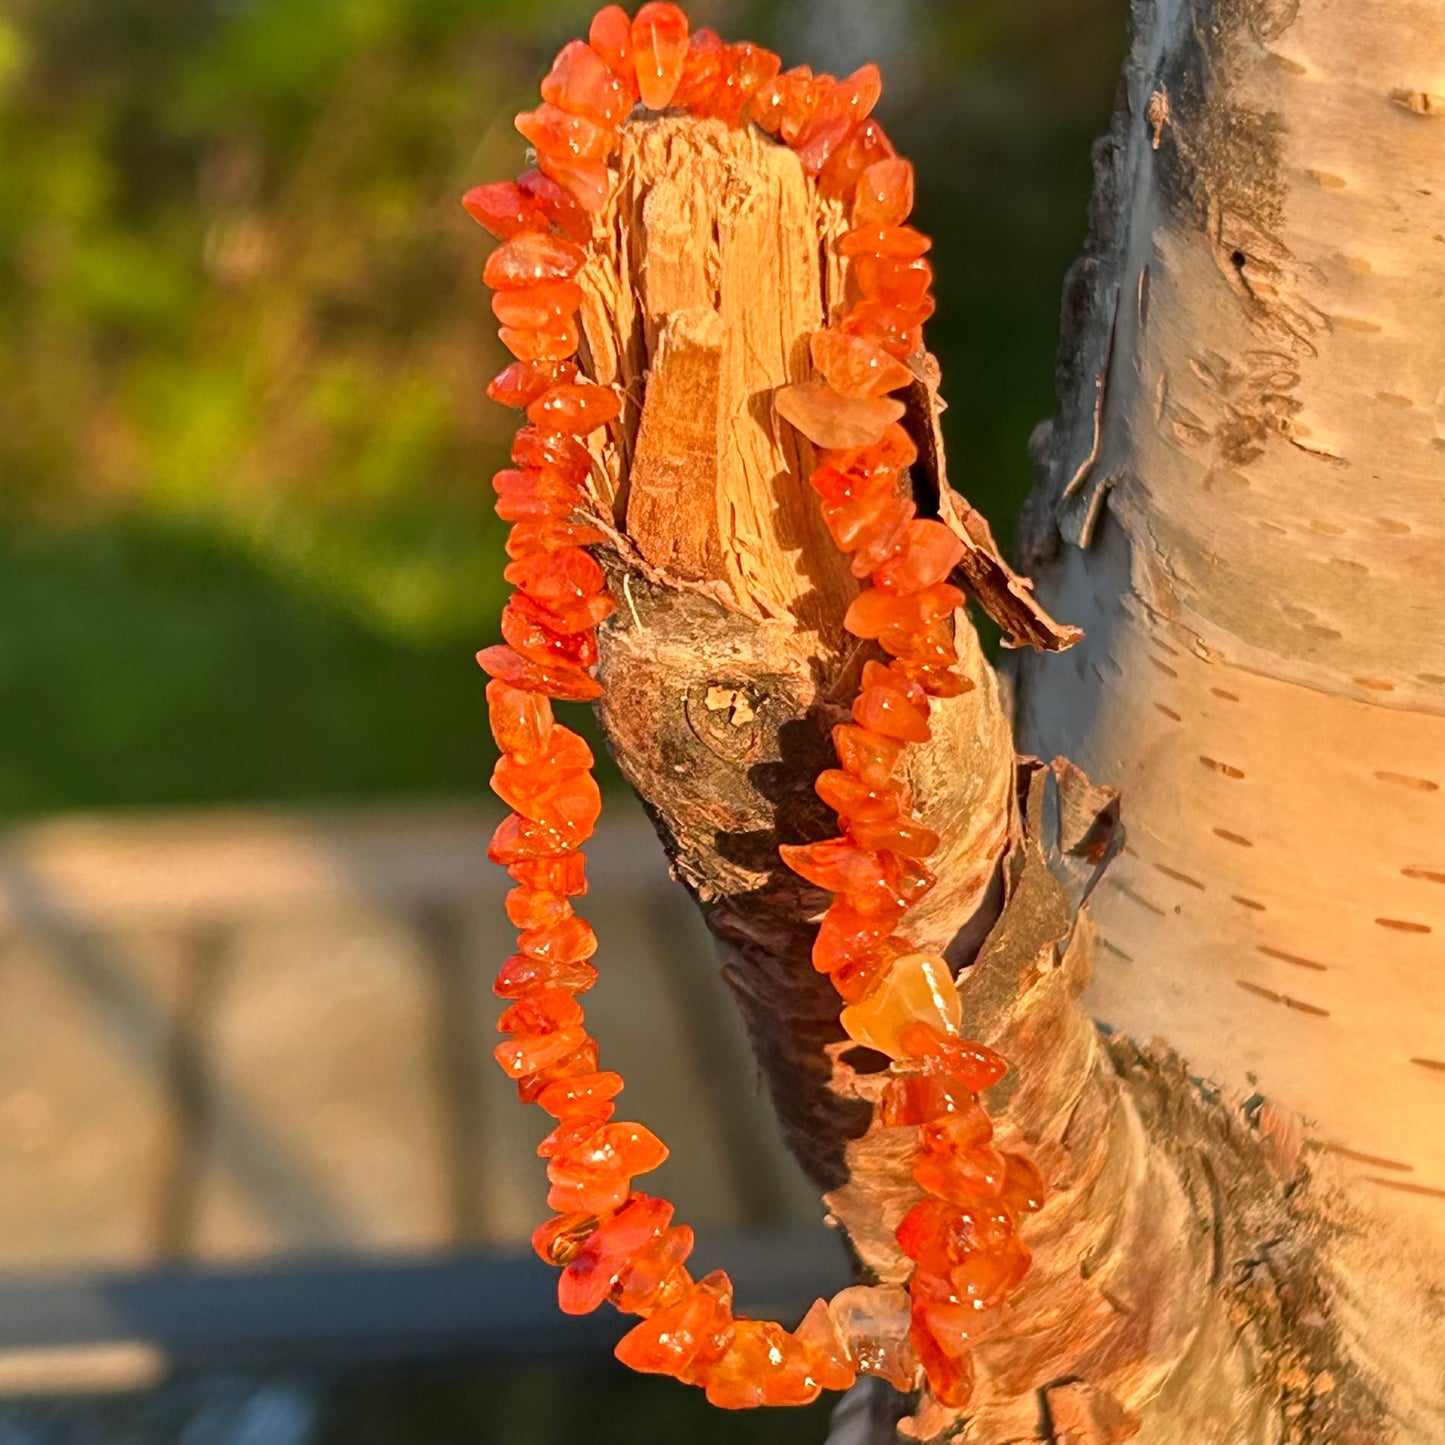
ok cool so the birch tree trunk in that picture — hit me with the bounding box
[571,1,1445,1439]
[1012,0,1445,1438]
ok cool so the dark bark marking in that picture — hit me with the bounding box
[1257,944,1328,972]
[1374,917,1432,934]
[1318,1143,1414,1174]
[1373,770,1438,791]
[1236,979,1329,1017]
[1154,862,1206,890]
[1199,756,1244,778]
[1402,867,1445,885]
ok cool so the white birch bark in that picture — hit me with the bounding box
[1013,0,1445,1435]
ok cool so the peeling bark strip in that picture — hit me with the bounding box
[574,109,1385,1442]
[1013,0,1445,1439]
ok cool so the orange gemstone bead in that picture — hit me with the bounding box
[613,1224,695,1312]
[808,461,894,511]
[880,1073,982,1129]
[494,1026,591,1080]
[827,1285,918,1392]
[818,117,895,199]
[793,1298,857,1391]
[518,912,600,964]
[830,950,898,1004]
[704,1320,820,1408]
[951,1232,1032,1310]
[541,39,632,128]
[491,280,584,330]
[811,900,893,975]
[895,1197,1030,1307]
[810,329,913,398]
[896,658,972,699]
[879,614,958,669]
[492,466,579,523]
[747,64,807,134]
[851,683,931,744]
[841,298,929,359]
[504,886,572,930]
[493,952,598,998]
[631,3,690,110]
[505,540,606,612]
[497,986,585,1038]
[527,381,621,434]
[819,420,918,481]
[491,753,601,842]
[588,5,637,93]
[487,810,574,864]
[853,158,914,227]
[774,381,904,450]
[671,27,726,114]
[498,319,581,363]
[512,425,592,483]
[542,1117,612,1164]
[844,581,963,642]
[477,643,602,702]
[850,495,918,577]
[779,839,912,915]
[999,1151,1048,1215]
[558,1192,674,1314]
[483,231,586,290]
[861,658,928,708]
[723,41,780,125]
[852,253,934,310]
[837,224,932,260]
[811,469,899,553]
[463,180,555,240]
[487,678,554,761]
[505,519,610,560]
[516,103,615,163]
[912,1138,1009,1208]
[487,359,578,410]
[910,1303,976,1409]
[516,1034,601,1104]
[547,1121,670,1214]
[838,952,961,1059]
[775,67,824,145]
[871,519,965,594]
[507,852,587,896]
[537,1069,624,1119]
[849,815,940,859]
[831,723,903,785]
[791,64,882,175]
[536,151,613,214]
[517,167,592,243]
[504,545,608,621]
[614,1270,735,1377]
[815,768,904,823]
[533,1210,599,1266]
[501,594,599,670]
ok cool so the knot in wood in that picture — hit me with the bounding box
[684,680,764,764]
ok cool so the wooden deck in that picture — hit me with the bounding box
[0,797,842,1386]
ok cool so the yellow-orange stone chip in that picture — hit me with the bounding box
[838,952,961,1059]
[774,381,904,450]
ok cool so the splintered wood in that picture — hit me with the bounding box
[578,117,858,639]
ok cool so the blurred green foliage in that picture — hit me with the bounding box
[0,0,1122,815]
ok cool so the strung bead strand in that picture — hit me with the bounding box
[466,3,1043,1410]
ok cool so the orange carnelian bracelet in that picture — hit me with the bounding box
[467,3,1044,1411]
